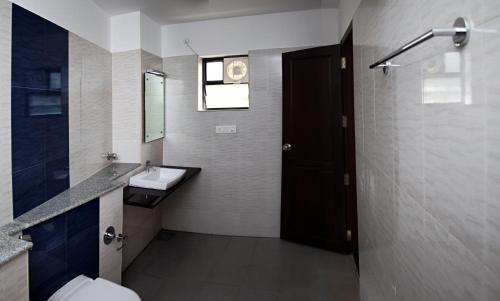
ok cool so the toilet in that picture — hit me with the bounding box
[48,275,140,301]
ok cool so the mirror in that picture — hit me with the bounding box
[144,70,165,142]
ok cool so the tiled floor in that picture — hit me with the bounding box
[123,230,360,301]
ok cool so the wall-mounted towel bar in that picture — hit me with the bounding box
[370,17,471,74]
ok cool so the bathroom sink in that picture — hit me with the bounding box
[129,167,187,190]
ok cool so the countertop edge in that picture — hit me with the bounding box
[0,163,141,267]
[0,235,32,267]
[17,181,128,229]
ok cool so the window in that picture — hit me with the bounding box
[202,56,249,110]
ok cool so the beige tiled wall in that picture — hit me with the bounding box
[112,50,143,163]
[353,0,500,299]
[114,49,164,268]
[112,49,164,165]
[99,188,124,284]
[0,252,29,301]
[0,0,12,227]
[161,49,292,237]
[69,33,113,186]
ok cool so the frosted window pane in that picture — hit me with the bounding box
[206,61,223,81]
[205,84,249,109]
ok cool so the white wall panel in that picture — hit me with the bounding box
[140,13,162,57]
[110,12,141,53]
[161,9,339,57]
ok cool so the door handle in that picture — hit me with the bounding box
[282,143,292,151]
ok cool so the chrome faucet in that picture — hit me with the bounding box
[102,152,118,161]
[146,160,152,173]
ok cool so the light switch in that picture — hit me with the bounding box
[216,125,237,134]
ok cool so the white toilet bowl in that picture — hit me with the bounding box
[48,275,140,301]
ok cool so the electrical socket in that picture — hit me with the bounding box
[215,125,237,134]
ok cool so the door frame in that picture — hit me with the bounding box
[341,23,359,271]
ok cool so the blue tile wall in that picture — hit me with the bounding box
[66,200,100,280]
[11,4,69,217]
[25,213,67,301]
[24,199,99,301]
[10,5,99,300]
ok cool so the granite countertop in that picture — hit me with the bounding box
[0,163,140,267]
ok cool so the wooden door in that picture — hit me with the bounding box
[281,45,348,253]
[341,26,359,269]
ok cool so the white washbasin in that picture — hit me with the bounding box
[129,167,187,190]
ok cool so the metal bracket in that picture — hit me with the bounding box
[342,115,348,128]
[18,234,32,243]
[370,17,471,74]
[116,233,128,251]
[344,174,350,186]
[341,57,347,70]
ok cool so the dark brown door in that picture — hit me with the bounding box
[281,45,348,253]
[341,25,359,269]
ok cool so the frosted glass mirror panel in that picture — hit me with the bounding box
[144,71,165,142]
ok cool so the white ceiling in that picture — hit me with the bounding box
[92,0,339,25]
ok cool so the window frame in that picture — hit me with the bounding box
[202,55,249,111]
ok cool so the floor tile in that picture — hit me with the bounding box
[142,255,181,279]
[155,276,204,301]
[123,231,360,301]
[122,271,163,301]
[207,260,249,286]
[194,282,239,301]
[237,288,279,301]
